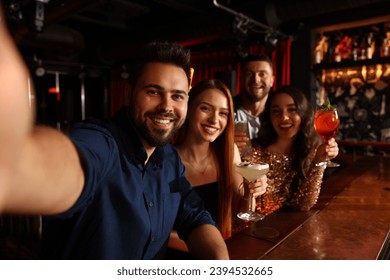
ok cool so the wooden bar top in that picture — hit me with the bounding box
[226,156,390,260]
[337,139,390,150]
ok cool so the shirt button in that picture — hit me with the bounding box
[149,201,154,207]
[151,236,155,242]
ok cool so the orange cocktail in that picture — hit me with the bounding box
[314,109,339,141]
[314,98,340,167]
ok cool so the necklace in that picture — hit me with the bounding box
[187,152,212,174]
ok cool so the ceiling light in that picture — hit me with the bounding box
[35,66,46,77]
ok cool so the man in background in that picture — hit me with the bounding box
[234,54,275,153]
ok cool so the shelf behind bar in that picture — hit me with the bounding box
[312,56,390,71]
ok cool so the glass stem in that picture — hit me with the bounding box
[248,194,254,213]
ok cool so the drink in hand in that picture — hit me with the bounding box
[236,161,269,222]
[314,110,340,140]
[235,120,252,159]
[314,98,340,167]
[235,162,269,181]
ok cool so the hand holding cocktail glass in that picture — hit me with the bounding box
[236,161,269,222]
[314,98,340,167]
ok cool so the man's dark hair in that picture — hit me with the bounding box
[129,41,192,86]
[241,54,273,70]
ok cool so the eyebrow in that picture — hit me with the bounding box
[246,70,270,74]
[271,103,296,109]
[144,83,188,96]
[200,101,229,111]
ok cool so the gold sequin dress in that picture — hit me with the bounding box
[251,146,326,216]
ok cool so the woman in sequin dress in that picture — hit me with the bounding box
[252,85,339,216]
[168,79,268,254]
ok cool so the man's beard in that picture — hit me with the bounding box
[135,111,182,147]
[247,84,269,102]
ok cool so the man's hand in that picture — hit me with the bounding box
[234,130,250,154]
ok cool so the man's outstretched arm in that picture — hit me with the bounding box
[0,3,84,215]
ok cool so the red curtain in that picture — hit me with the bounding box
[190,48,237,87]
[110,39,291,115]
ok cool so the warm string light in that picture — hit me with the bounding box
[322,64,388,83]
[189,67,194,90]
[376,64,383,80]
[361,65,367,81]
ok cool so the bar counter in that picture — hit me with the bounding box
[226,156,390,260]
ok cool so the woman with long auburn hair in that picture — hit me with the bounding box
[169,79,267,253]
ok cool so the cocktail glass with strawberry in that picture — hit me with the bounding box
[314,98,340,167]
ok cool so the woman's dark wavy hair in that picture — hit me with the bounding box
[256,85,321,180]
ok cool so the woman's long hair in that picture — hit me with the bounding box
[256,85,321,181]
[175,79,235,238]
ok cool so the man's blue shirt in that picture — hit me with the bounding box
[42,106,216,259]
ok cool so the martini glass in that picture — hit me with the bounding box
[236,161,269,222]
[314,102,340,167]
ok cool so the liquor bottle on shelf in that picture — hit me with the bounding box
[351,37,359,61]
[335,35,352,61]
[366,32,375,59]
[313,34,328,64]
[325,36,335,63]
[359,35,368,60]
[380,32,390,57]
